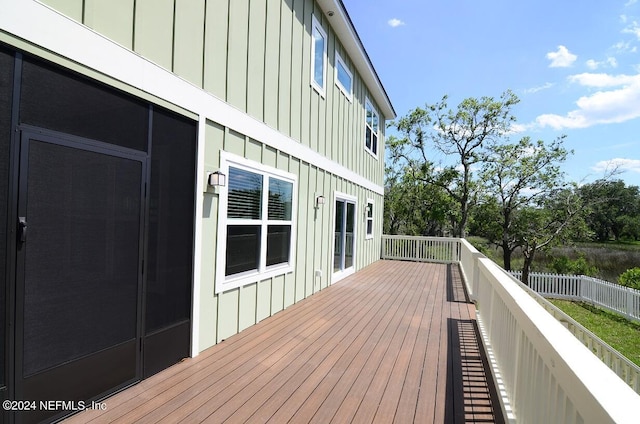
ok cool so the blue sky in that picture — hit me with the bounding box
[345,0,640,187]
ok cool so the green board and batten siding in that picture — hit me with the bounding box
[38,0,388,353]
[40,0,386,186]
[201,121,383,349]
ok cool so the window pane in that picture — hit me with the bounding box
[372,133,378,154]
[367,220,373,235]
[228,167,262,219]
[366,106,373,126]
[365,127,372,150]
[226,225,261,276]
[313,28,325,88]
[337,60,352,93]
[372,112,379,132]
[268,178,293,220]
[367,203,373,218]
[267,225,291,266]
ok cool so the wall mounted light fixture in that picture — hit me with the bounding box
[207,170,226,187]
[205,170,226,194]
[315,195,325,207]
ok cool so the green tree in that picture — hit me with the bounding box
[514,188,587,284]
[579,180,640,241]
[477,136,571,270]
[387,90,519,237]
[384,166,456,236]
[619,267,640,290]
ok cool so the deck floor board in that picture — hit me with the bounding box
[63,260,503,424]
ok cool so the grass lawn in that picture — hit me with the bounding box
[549,299,640,367]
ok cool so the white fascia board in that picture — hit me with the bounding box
[316,0,396,120]
[0,0,383,196]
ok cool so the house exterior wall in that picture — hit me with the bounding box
[39,0,388,186]
[1,0,392,365]
[199,120,383,349]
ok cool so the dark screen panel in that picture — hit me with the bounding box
[23,141,142,376]
[20,58,148,152]
[266,225,291,266]
[0,46,14,387]
[145,108,196,333]
[226,225,261,275]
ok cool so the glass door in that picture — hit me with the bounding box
[333,196,356,281]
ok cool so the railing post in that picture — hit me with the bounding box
[470,251,482,302]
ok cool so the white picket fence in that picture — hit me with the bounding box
[510,271,640,324]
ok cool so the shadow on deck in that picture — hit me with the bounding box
[64,260,504,423]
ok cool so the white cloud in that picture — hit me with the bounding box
[625,0,638,8]
[534,72,640,130]
[568,72,639,87]
[592,158,640,174]
[586,57,618,70]
[388,18,405,28]
[612,40,638,53]
[523,82,554,94]
[546,45,577,68]
[585,59,598,70]
[508,123,531,134]
[623,21,640,39]
[535,79,640,130]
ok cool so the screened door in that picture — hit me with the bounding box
[15,130,145,423]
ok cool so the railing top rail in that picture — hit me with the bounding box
[381,235,461,242]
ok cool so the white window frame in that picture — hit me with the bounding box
[310,15,327,97]
[365,198,374,239]
[365,98,380,158]
[334,51,353,101]
[332,191,358,284]
[216,152,297,293]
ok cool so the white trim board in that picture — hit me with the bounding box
[0,0,384,196]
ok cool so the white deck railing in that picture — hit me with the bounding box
[382,236,640,423]
[510,277,640,394]
[381,235,460,263]
[510,271,640,323]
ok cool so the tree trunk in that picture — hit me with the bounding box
[502,208,511,270]
[521,250,536,286]
[502,241,512,271]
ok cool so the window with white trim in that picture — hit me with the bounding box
[335,51,353,100]
[311,15,327,96]
[217,154,296,292]
[365,99,379,157]
[365,199,374,239]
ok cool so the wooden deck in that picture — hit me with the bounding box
[64,260,503,423]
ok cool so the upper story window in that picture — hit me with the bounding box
[365,99,379,157]
[217,153,297,293]
[335,51,353,101]
[311,15,327,96]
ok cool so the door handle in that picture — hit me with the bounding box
[18,217,27,243]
